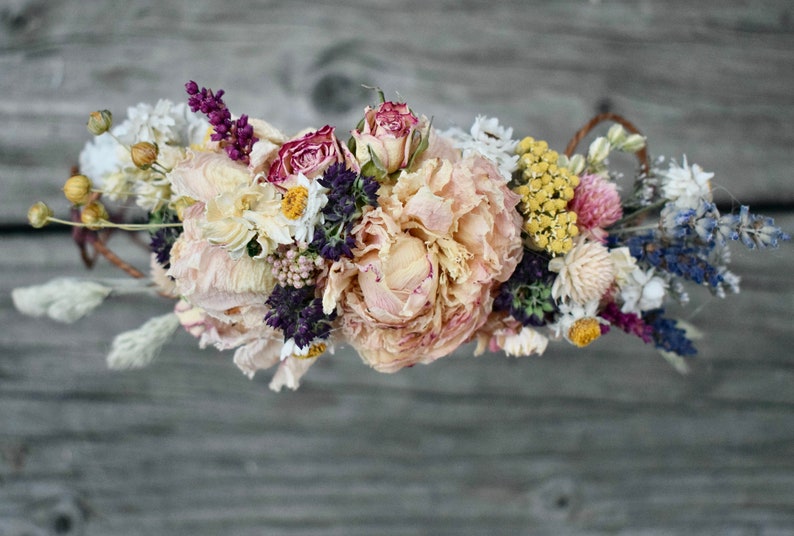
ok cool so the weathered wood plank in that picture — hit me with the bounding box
[1,212,792,534]
[1,0,793,224]
[2,1,794,534]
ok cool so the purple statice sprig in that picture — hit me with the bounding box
[599,301,654,344]
[493,249,557,326]
[310,163,379,261]
[185,81,258,165]
[600,303,696,357]
[265,284,336,350]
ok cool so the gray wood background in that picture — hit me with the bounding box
[1,1,793,534]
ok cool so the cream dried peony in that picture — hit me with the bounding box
[324,155,523,372]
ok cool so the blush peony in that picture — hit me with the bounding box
[323,154,523,372]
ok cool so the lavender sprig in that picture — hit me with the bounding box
[643,309,697,356]
[185,80,258,165]
[717,205,790,249]
[624,232,724,289]
[310,163,379,261]
[265,284,336,350]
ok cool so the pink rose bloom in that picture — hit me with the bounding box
[352,101,424,174]
[266,125,357,184]
[567,173,623,243]
[323,156,523,372]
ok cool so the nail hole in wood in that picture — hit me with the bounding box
[311,73,363,114]
[596,97,612,115]
[555,494,569,509]
[53,513,73,534]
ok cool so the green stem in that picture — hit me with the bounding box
[45,217,182,231]
[609,200,667,229]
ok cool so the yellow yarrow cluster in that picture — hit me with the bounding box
[513,137,580,256]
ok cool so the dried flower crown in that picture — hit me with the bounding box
[13,82,789,391]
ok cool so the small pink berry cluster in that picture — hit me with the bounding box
[267,245,325,289]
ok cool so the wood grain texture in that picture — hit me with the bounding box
[1,1,793,534]
[2,219,793,535]
[1,0,793,224]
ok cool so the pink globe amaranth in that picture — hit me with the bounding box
[568,173,623,242]
[323,155,524,372]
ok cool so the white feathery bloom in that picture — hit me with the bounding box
[609,247,668,313]
[114,100,207,147]
[78,132,127,182]
[496,326,549,357]
[617,268,668,314]
[78,100,208,202]
[658,156,713,209]
[441,115,519,181]
[12,278,112,323]
[134,175,172,213]
[106,313,180,370]
[548,239,615,304]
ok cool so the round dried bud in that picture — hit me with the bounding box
[87,110,113,136]
[63,174,93,205]
[27,201,53,228]
[81,201,109,230]
[130,142,159,169]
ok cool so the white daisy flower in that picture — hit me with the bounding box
[278,173,329,245]
[548,299,605,348]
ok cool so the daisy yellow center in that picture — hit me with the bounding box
[281,186,309,220]
[294,342,327,360]
[567,317,602,348]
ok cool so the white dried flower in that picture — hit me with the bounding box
[441,115,519,181]
[12,278,112,323]
[496,326,549,357]
[658,156,713,209]
[587,137,611,164]
[548,239,615,304]
[106,312,180,370]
